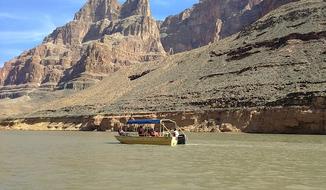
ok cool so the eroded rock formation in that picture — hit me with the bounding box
[160,0,296,53]
[1,107,325,134]
[0,0,299,94]
[0,0,165,94]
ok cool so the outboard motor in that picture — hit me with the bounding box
[177,134,187,145]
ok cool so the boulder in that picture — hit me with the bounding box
[219,123,240,132]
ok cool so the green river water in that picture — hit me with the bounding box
[0,131,325,190]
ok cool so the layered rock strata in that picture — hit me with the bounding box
[0,0,165,95]
[160,0,296,53]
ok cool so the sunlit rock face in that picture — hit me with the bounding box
[0,0,298,97]
[0,0,165,92]
[160,0,295,53]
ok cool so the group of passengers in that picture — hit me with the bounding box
[137,126,159,137]
[118,126,159,136]
[118,125,180,137]
[138,126,179,137]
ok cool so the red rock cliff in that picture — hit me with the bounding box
[0,0,165,91]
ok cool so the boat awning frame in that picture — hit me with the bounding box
[127,119,161,125]
[126,119,177,125]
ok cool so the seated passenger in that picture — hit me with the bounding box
[138,126,145,136]
[154,130,160,137]
[118,127,126,136]
[149,128,155,137]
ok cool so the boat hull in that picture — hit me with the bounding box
[115,136,178,146]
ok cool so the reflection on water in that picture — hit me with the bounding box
[0,131,325,190]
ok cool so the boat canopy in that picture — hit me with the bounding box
[127,119,161,125]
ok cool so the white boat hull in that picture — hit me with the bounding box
[115,136,178,146]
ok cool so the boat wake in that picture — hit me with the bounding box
[186,143,256,148]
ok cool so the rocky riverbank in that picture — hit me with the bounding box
[1,106,325,134]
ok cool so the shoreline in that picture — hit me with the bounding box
[1,106,325,134]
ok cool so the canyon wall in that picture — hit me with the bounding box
[0,0,325,134]
[160,0,296,53]
[0,0,298,95]
[0,0,165,94]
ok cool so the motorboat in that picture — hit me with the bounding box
[115,119,187,146]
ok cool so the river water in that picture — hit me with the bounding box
[0,131,325,190]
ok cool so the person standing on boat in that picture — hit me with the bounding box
[173,128,179,138]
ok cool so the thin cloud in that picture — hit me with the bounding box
[0,14,57,66]
[0,12,27,20]
[0,14,56,44]
[0,31,48,43]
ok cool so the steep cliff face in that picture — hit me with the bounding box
[57,0,164,89]
[0,0,165,93]
[120,0,151,18]
[74,0,121,23]
[160,0,295,53]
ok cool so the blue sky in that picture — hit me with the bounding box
[0,0,198,67]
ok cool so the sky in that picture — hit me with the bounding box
[0,0,198,67]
